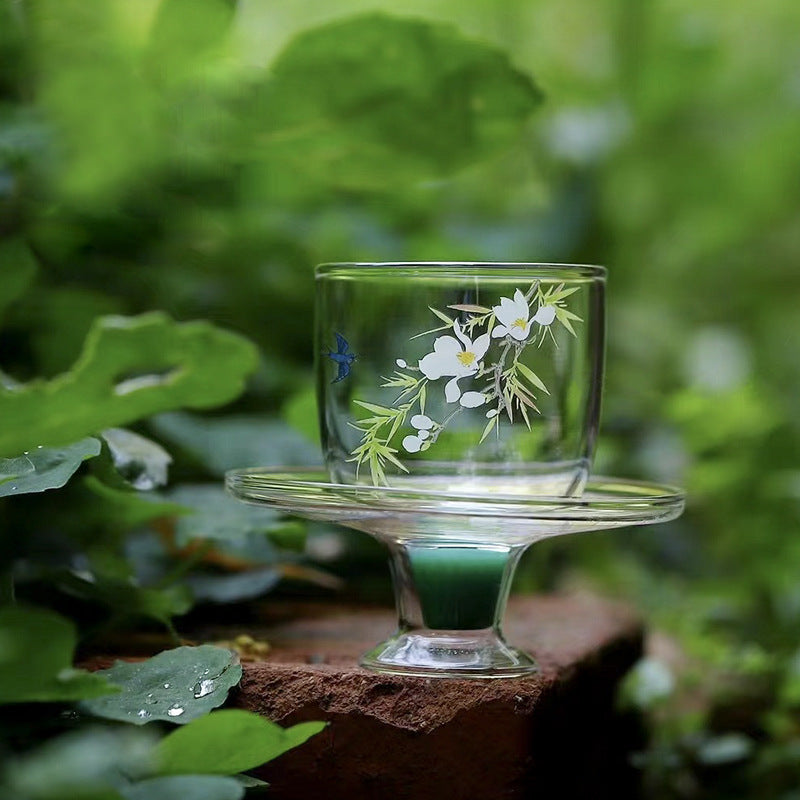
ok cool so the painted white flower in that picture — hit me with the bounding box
[459,391,486,408]
[532,304,556,326]
[403,414,436,452]
[491,289,533,341]
[418,320,490,404]
[402,434,423,453]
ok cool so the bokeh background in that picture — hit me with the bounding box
[2,0,799,796]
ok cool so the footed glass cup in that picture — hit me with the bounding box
[311,263,606,677]
[226,469,685,678]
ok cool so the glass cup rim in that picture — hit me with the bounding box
[316,262,606,279]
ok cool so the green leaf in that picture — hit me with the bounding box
[150,412,320,476]
[31,0,161,204]
[186,569,282,605]
[55,570,193,629]
[80,645,242,725]
[145,0,236,87]
[24,287,123,377]
[0,237,37,320]
[0,313,259,458]
[253,13,543,192]
[83,476,191,528]
[156,709,326,775]
[0,454,35,484]
[101,428,172,491]
[121,775,243,800]
[5,726,156,800]
[281,383,320,446]
[0,606,118,703]
[515,362,550,394]
[165,484,294,546]
[0,438,101,498]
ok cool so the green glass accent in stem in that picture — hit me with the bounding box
[406,546,511,630]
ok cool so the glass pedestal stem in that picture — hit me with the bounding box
[360,541,537,678]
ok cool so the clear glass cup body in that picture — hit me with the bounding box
[315,263,605,495]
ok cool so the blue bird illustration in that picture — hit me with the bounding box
[324,332,356,383]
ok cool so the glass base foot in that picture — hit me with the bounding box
[359,630,538,679]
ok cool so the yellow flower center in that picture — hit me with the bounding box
[457,350,476,367]
[513,317,527,329]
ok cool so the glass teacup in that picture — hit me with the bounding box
[315,262,605,496]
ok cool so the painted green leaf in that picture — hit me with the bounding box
[429,306,455,325]
[0,438,101,498]
[0,313,259,458]
[80,645,242,726]
[0,237,37,320]
[156,709,326,775]
[515,362,550,394]
[248,13,543,192]
[121,775,243,800]
[352,400,395,416]
[479,414,498,444]
[0,606,118,703]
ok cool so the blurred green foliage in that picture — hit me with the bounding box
[0,0,799,797]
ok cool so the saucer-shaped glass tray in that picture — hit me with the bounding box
[226,469,684,679]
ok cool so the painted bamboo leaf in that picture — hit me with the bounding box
[516,362,550,394]
[428,306,454,325]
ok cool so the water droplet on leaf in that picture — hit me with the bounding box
[193,679,215,698]
[167,706,184,717]
[137,709,149,719]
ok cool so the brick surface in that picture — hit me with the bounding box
[232,594,644,799]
